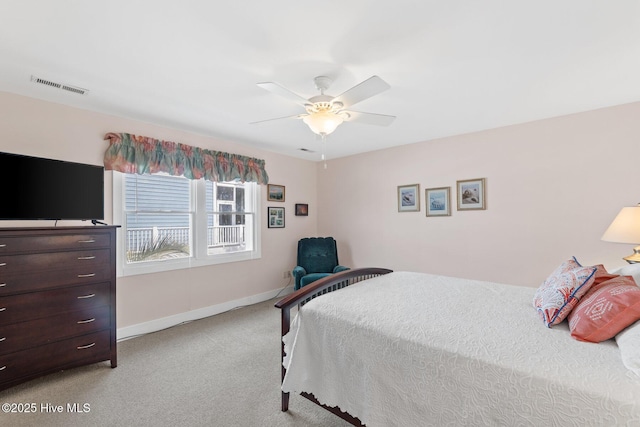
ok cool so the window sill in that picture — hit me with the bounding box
[117,250,261,277]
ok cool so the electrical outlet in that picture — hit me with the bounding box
[283,271,291,279]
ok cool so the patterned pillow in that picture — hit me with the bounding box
[532,257,597,327]
[568,276,640,342]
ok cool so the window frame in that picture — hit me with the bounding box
[112,172,261,277]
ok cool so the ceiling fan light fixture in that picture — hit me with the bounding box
[302,110,345,135]
[255,75,394,137]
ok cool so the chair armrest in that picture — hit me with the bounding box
[333,265,350,274]
[292,266,307,278]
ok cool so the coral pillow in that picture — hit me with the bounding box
[568,276,640,343]
[591,264,619,289]
[533,257,597,327]
[612,263,640,285]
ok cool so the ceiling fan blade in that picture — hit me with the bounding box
[344,111,396,126]
[333,76,390,108]
[256,82,309,106]
[250,114,303,125]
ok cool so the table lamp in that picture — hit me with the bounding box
[601,204,640,263]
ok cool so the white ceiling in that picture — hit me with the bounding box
[1,1,639,160]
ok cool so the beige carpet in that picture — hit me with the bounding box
[0,298,351,427]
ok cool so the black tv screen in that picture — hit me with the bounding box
[0,151,104,221]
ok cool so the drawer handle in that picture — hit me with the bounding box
[0,366,5,371]
[77,273,96,278]
[0,283,6,287]
[0,244,6,248]
[77,343,96,350]
[77,318,95,324]
[78,239,96,243]
[0,337,5,342]
[0,308,6,312]
[77,293,96,299]
[78,256,96,260]
[0,263,6,267]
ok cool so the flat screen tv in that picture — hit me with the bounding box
[0,151,104,221]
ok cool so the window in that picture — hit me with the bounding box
[113,172,260,276]
[205,181,253,256]
[124,173,192,263]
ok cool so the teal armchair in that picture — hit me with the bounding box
[293,237,350,290]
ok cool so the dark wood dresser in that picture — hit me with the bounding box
[0,226,117,390]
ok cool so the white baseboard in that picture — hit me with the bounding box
[117,285,294,341]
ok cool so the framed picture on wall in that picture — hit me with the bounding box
[267,184,285,202]
[425,187,451,216]
[457,178,486,210]
[295,203,308,216]
[268,207,285,228]
[398,184,420,212]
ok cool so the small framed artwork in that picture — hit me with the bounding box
[425,187,451,216]
[457,178,486,210]
[267,184,285,202]
[398,184,420,212]
[268,207,285,228]
[295,203,308,216]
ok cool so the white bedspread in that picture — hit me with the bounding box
[282,272,640,426]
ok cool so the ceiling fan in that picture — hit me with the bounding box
[252,75,395,136]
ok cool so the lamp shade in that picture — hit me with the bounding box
[601,206,640,244]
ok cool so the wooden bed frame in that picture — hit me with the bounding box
[274,267,393,426]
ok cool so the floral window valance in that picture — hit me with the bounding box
[103,132,269,184]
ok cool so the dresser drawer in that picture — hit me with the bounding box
[0,331,111,386]
[0,305,110,355]
[0,249,109,275]
[0,232,111,255]
[0,262,112,296]
[0,282,110,325]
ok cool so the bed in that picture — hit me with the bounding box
[275,267,640,426]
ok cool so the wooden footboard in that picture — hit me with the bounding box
[274,267,393,423]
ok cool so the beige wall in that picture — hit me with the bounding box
[3,90,639,330]
[0,91,318,329]
[318,102,640,287]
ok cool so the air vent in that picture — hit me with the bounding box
[31,75,89,95]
